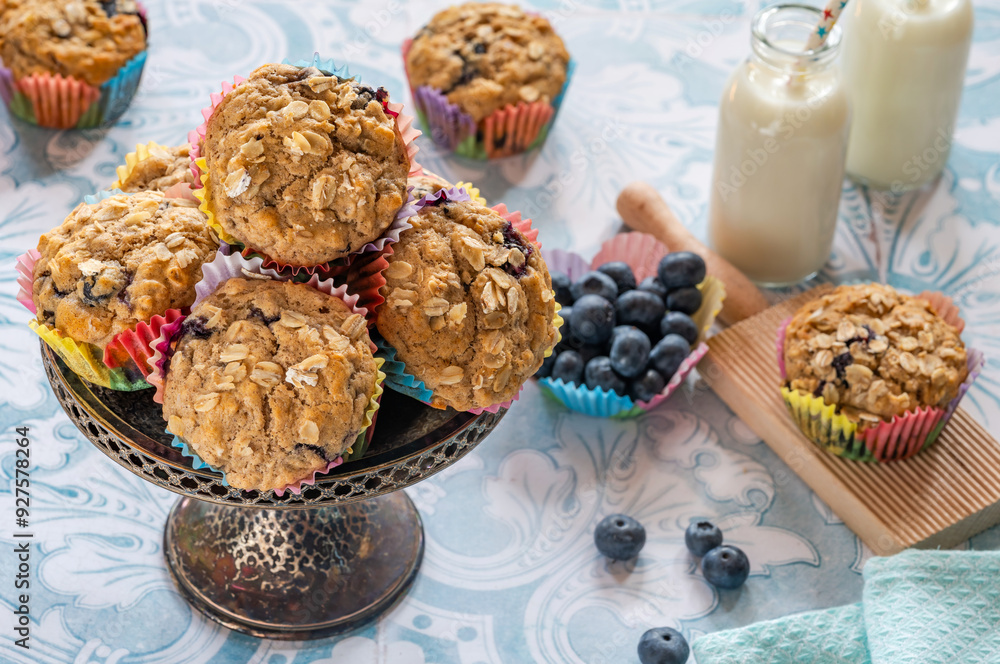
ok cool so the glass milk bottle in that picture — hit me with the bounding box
[842,0,973,192]
[708,4,849,286]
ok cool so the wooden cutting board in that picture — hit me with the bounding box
[699,285,1000,554]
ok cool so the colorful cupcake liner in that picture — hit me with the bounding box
[403,39,574,159]
[146,250,374,403]
[165,357,384,496]
[17,239,159,391]
[111,141,197,201]
[190,53,421,186]
[777,310,984,462]
[1,49,147,129]
[374,337,521,415]
[536,233,726,418]
[375,191,557,412]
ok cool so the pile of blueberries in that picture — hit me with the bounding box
[537,251,708,402]
[593,515,750,664]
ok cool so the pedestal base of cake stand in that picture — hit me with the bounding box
[162,492,423,639]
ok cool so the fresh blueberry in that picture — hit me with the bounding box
[637,627,690,664]
[629,368,666,403]
[609,326,651,378]
[666,287,702,315]
[570,271,619,303]
[535,353,556,378]
[552,271,574,307]
[649,334,690,380]
[596,261,637,295]
[616,290,666,331]
[685,520,724,557]
[584,356,627,396]
[637,276,668,300]
[660,312,699,345]
[594,514,646,560]
[658,251,707,290]
[570,294,616,346]
[551,350,585,386]
[702,545,750,589]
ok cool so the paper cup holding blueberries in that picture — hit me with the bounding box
[536,233,725,418]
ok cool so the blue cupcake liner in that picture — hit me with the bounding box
[538,378,642,419]
[374,336,435,404]
[283,54,352,80]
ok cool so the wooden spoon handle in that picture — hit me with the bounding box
[616,181,770,326]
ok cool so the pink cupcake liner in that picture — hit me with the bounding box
[103,309,183,379]
[15,72,101,129]
[187,75,245,186]
[147,250,375,403]
[482,101,556,159]
[274,458,344,498]
[592,233,669,282]
[777,299,983,462]
[15,249,39,314]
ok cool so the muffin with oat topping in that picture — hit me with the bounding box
[376,190,558,411]
[201,63,410,266]
[406,2,569,123]
[783,284,968,425]
[0,0,146,87]
[32,191,217,351]
[116,143,195,194]
[162,278,379,491]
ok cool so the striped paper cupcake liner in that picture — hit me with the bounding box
[537,233,726,418]
[403,39,574,159]
[777,300,984,462]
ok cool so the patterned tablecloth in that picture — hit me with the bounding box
[1,1,998,662]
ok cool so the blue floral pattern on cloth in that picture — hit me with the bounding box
[1,0,999,662]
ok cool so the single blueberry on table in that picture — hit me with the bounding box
[637,627,690,664]
[685,520,724,557]
[658,251,707,290]
[569,294,616,346]
[666,286,703,315]
[551,350,585,386]
[702,545,750,589]
[637,275,669,300]
[570,270,619,303]
[609,326,651,379]
[551,271,574,307]
[660,312,699,346]
[535,353,556,379]
[596,261,637,295]
[616,290,666,331]
[584,356,627,396]
[594,514,646,560]
[649,334,690,380]
[629,368,666,403]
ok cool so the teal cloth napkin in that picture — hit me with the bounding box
[693,550,1000,664]
[692,603,871,664]
[863,550,1000,663]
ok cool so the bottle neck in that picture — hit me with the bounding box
[751,4,841,74]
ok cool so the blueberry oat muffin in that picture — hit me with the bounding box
[162,278,378,491]
[202,63,410,266]
[783,284,968,424]
[33,191,216,349]
[117,143,194,194]
[406,2,570,122]
[0,0,146,87]
[377,195,558,410]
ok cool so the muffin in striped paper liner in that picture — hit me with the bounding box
[778,285,983,462]
[537,233,725,418]
[146,251,385,493]
[375,186,561,414]
[15,189,217,390]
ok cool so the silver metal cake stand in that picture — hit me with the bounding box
[41,341,506,639]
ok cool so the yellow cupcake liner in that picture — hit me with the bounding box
[30,320,146,391]
[456,181,487,205]
[192,157,240,246]
[693,275,726,343]
[111,140,164,189]
[545,300,564,359]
